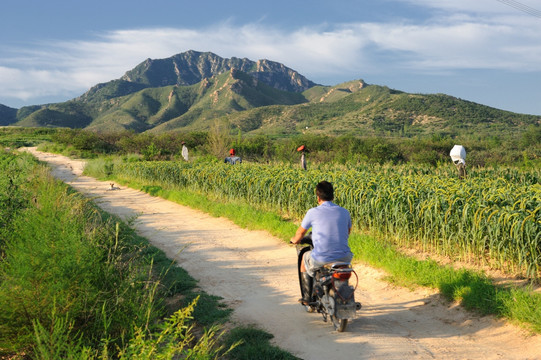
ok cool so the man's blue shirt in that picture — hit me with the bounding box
[301,201,352,263]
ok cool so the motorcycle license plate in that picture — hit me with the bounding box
[335,302,357,320]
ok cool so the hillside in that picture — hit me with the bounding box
[0,104,17,126]
[2,50,540,136]
[81,68,308,133]
[223,84,540,137]
[15,102,93,129]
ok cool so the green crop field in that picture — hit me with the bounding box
[104,160,540,280]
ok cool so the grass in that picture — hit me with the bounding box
[350,234,541,326]
[0,149,292,359]
[98,169,541,334]
[0,127,56,148]
[222,327,300,360]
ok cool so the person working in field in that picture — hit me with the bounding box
[297,145,307,170]
[224,148,242,164]
[290,181,353,305]
[450,145,467,179]
[181,141,189,161]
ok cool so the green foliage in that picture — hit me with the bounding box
[0,127,56,148]
[95,160,541,332]
[0,151,262,359]
[37,125,540,167]
[386,93,535,127]
[43,128,209,160]
[32,306,92,359]
[116,297,239,360]
[521,125,541,147]
[207,119,232,158]
[0,181,158,352]
[0,151,36,250]
[223,327,299,360]
[80,79,149,102]
[97,159,541,280]
[52,128,117,154]
[0,155,165,355]
[142,142,161,160]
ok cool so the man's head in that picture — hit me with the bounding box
[316,181,334,202]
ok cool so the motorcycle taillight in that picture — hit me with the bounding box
[332,271,352,280]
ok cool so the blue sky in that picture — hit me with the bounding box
[1,0,541,115]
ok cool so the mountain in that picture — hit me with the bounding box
[15,102,93,129]
[5,50,540,136]
[78,50,316,103]
[83,68,308,133]
[226,83,540,137]
[0,104,18,126]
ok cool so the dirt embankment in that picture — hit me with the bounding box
[24,147,541,360]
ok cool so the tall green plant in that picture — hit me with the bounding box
[207,119,231,159]
[0,161,163,354]
[98,159,540,279]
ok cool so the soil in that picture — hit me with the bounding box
[23,148,541,360]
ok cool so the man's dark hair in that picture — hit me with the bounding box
[316,181,334,201]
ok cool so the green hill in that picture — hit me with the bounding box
[0,104,17,126]
[4,50,539,137]
[224,84,540,137]
[15,102,93,128]
[76,68,308,133]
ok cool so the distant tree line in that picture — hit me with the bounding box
[44,126,540,168]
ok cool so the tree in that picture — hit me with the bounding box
[207,119,231,159]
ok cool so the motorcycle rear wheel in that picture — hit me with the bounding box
[329,289,348,332]
[331,316,348,332]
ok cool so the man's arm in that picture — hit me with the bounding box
[290,226,308,244]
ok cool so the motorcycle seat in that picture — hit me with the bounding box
[326,262,351,270]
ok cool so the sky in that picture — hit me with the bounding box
[1,0,541,115]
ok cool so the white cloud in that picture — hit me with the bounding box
[356,20,541,71]
[1,10,540,106]
[0,66,80,101]
[397,0,541,15]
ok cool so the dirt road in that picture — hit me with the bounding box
[24,148,541,360]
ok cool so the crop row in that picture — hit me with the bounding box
[112,161,540,278]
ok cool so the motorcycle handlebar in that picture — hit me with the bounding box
[290,232,313,245]
[300,233,313,246]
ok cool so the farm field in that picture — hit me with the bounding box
[2,126,540,358]
[96,159,541,280]
[23,148,541,359]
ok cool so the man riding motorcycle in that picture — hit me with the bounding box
[290,181,353,305]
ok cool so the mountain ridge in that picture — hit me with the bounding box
[1,50,539,137]
[77,50,317,104]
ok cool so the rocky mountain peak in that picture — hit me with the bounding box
[120,50,317,92]
[78,51,318,103]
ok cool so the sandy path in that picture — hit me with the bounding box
[24,148,541,360]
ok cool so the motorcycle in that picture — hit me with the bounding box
[294,234,361,332]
